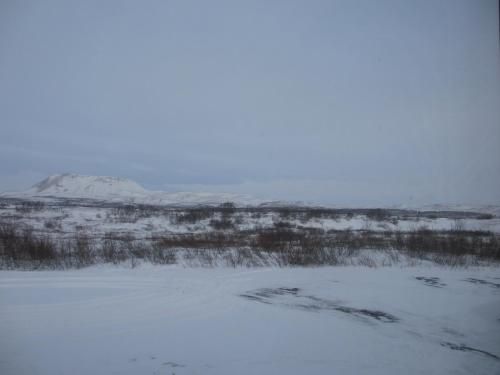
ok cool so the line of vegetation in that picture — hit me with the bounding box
[1,221,498,269]
[2,198,493,221]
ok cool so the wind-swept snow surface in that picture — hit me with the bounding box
[1,266,499,375]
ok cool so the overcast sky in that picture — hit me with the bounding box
[1,0,499,206]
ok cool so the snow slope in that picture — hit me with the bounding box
[31,174,148,197]
[2,174,261,206]
[1,265,499,375]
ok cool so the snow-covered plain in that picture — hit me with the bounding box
[2,174,500,237]
[2,201,500,241]
[1,265,499,375]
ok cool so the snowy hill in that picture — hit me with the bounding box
[31,174,148,198]
[2,174,260,206]
[2,174,499,213]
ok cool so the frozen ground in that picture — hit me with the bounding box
[2,173,500,239]
[1,265,499,375]
[1,201,500,241]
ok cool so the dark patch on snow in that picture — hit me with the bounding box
[278,287,300,294]
[303,295,398,322]
[162,361,185,368]
[441,342,499,360]
[240,294,272,304]
[240,287,398,323]
[256,287,300,297]
[240,287,299,303]
[463,278,500,288]
[415,276,446,288]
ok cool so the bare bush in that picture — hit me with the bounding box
[366,209,390,221]
[15,201,45,213]
[74,232,94,267]
[44,218,62,230]
[1,216,499,269]
[173,208,213,224]
[209,218,234,230]
[0,224,57,268]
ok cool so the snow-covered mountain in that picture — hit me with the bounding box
[2,174,261,206]
[3,174,499,213]
[31,174,148,197]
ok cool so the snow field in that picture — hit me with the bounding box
[1,265,499,375]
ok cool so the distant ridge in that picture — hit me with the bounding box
[32,174,147,196]
[2,174,498,214]
[2,174,262,206]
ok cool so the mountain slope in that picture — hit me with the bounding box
[3,174,260,206]
[31,174,148,198]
